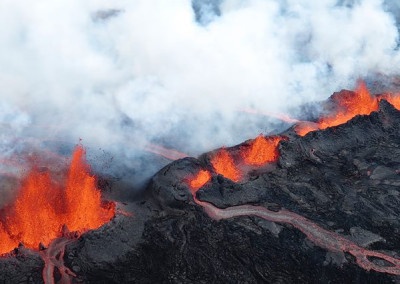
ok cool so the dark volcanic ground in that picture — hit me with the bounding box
[1,98,400,283]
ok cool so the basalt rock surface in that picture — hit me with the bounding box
[1,97,400,283]
[0,247,43,283]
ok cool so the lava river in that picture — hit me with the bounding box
[188,165,400,276]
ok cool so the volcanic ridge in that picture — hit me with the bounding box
[1,82,400,283]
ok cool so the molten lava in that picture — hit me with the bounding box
[294,122,319,137]
[241,135,283,166]
[296,81,379,136]
[0,223,16,255]
[210,148,241,182]
[64,146,115,232]
[0,145,115,255]
[6,170,63,249]
[379,93,400,109]
[319,81,379,130]
[188,170,211,194]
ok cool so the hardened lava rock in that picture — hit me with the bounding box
[0,246,44,284]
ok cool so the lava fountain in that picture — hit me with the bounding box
[295,80,400,136]
[209,135,284,182]
[210,148,241,182]
[0,145,116,255]
[241,135,283,166]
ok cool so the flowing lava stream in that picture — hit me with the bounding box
[188,169,400,275]
[40,230,77,284]
[0,145,116,283]
[144,143,188,160]
[240,108,300,124]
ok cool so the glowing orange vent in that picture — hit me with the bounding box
[318,81,379,130]
[188,170,211,194]
[242,135,282,166]
[210,148,241,182]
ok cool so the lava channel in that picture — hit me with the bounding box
[188,170,400,275]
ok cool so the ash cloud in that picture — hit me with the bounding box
[0,0,400,191]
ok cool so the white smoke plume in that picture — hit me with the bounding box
[0,0,399,192]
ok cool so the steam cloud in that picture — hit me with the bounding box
[0,0,400,196]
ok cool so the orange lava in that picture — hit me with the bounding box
[379,93,400,110]
[0,223,16,255]
[210,148,241,182]
[242,135,282,166]
[296,80,379,136]
[0,145,115,255]
[294,122,319,137]
[319,81,379,130]
[188,170,211,194]
[64,146,115,231]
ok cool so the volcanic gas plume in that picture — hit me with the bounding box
[3,0,400,179]
[0,145,115,255]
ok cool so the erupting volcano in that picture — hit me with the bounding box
[2,82,400,283]
[0,145,115,256]
[5,0,400,282]
[180,82,400,281]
